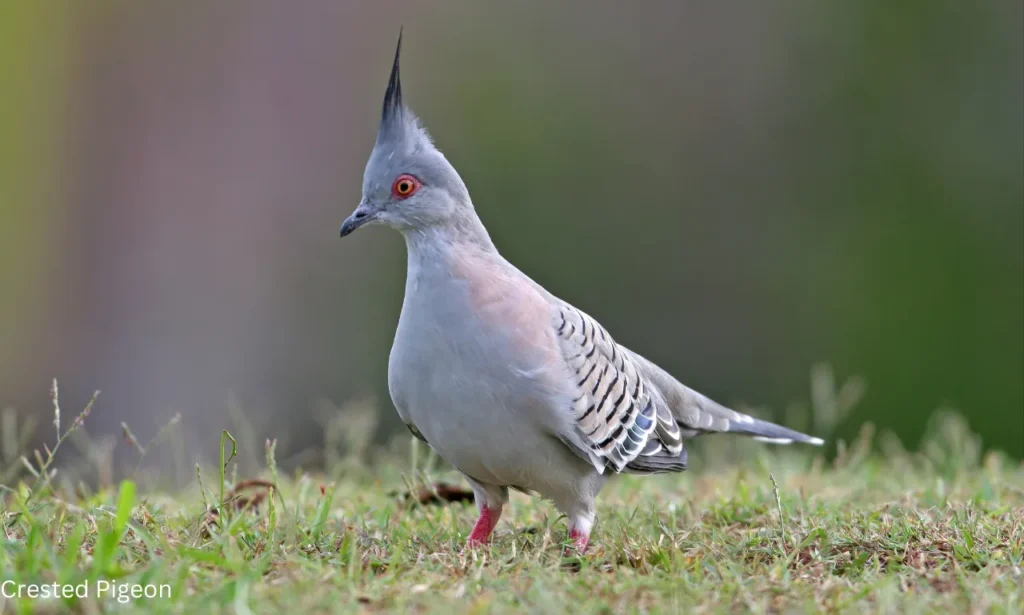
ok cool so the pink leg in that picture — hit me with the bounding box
[466,503,502,547]
[565,514,594,555]
[566,528,590,554]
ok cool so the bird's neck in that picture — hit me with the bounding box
[403,212,495,257]
[402,213,499,286]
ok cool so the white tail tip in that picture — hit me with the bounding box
[753,435,825,446]
[753,436,794,445]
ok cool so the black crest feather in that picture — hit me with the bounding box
[380,28,404,130]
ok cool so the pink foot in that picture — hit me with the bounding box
[465,504,501,548]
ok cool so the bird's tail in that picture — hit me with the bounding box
[678,384,824,445]
[624,348,824,446]
[703,403,825,446]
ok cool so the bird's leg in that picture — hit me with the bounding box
[463,480,508,550]
[565,512,594,555]
[465,502,503,547]
[567,528,589,554]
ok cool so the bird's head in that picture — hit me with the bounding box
[340,31,472,239]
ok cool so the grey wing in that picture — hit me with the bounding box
[388,366,429,445]
[554,304,688,474]
[403,421,428,444]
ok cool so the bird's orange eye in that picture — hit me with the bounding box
[392,174,420,199]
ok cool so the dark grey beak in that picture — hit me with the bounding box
[339,203,379,238]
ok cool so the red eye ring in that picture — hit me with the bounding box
[391,174,421,199]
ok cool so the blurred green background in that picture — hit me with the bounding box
[1,1,1021,468]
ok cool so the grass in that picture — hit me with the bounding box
[1,379,1022,613]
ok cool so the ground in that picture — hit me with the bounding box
[1,409,1022,614]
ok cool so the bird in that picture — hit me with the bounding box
[338,33,824,554]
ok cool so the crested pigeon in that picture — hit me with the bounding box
[339,34,824,553]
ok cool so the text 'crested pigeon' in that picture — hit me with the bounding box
[339,33,824,554]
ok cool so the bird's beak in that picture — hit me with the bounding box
[339,202,380,238]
